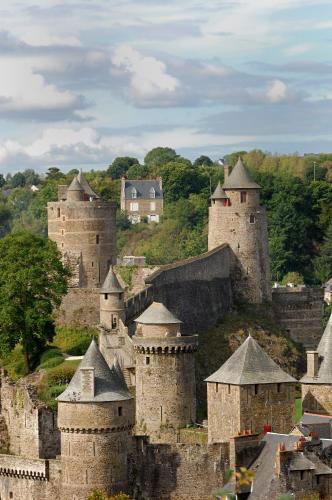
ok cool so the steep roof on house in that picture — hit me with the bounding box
[211,182,228,199]
[205,336,296,385]
[123,179,163,199]
[77,171,99,198]
[67,176,84,192]
[57,340,132,403]
[222,157,261,190]
[101,267,124,294]
[301,312,332,384]
[135,301,182,325]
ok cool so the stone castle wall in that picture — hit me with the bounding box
[272,286,324,349]
[56,287,100,326]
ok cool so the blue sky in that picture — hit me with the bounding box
[0,0,331,173]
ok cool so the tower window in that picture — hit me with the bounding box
[249,214,256,224]
[215,383,218,393]
[104,293,108,300]
[118,406,123,417]
[277,383,281,393]
[112,315,117,329]
[240,191,247,203]
[254,384,259,395]
[57,208,60,217]
[96,235,99,244]
[223,198,231,207]
[146,356,150,365]
[92,261,94,267]
[228,384,231,394]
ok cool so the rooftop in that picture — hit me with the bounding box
[123,179,163,199]
[205,335,296,385]
[211,182,228,199]
[222,157,261,190]
[135,301,182,325]
[101,267,124,294]
[57,340,132,403]
[301,311,332,384]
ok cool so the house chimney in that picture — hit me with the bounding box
[306,351,319,378]
[224,164,232,179]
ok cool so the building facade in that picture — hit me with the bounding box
[120,178,163,224]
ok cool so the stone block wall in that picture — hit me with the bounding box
[56,287,100,326]
[272,286,324,349]
[130,437,229,500]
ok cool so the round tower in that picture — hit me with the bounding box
[133,302,198,443]
[57,340,134,500]
[208,158,271,303]
[99,267,125,330]
[47,172,117,288]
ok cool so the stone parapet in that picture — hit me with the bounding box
[0,455,49,480]
[132,335,198,354]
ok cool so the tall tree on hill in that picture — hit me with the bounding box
[314,222,332,284]
[0,231,69,373]
[107,157,139,179]
[144,147,178,169]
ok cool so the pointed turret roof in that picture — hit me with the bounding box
[57,339,132,402]
[77,170,99,199]
[135,301,182,325]
[211,182,228,200]
[205,336,296,385]
[67,176,84,192]
[301,312,332,384]
[222,157,261,190]
[101,267,124,294]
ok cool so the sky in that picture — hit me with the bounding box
[0,0,331,173]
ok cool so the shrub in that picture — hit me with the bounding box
[52,327,97,355]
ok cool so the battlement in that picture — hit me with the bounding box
[0,455,49,481]
[133,335,198,354]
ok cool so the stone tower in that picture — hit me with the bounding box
[57,340,134,499]
[47,172,117,288]
[301,312,332,415]
[205,335,296,443]
[133,302,198,443]
[208,158,271,303]
[99,266,125,331]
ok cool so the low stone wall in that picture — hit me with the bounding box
[56,287,100,326]
[272,287,324,349]
[130,437,229,499]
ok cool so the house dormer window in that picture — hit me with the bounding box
[131,187,137,199]
[149,187,155,199]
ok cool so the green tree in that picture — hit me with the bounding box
[0,174,5,188]
[46,167,63,181]
[156,160,208,203]
[0,231,69,372]
[107,157,139,179]
[193,155,213,167]
[144,147,178,169]
[11,172,26,188]
[314,222,332,283]
[281,272,304,286]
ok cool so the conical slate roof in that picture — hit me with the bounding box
[101,267,124,294]
[67,176,84,192]
[222,157,261,190]
[205,336,296,385]
[211,182,228,199]
[135,301,182,325]
[301,312,332,384]
[77,170,99,198]
[57,339,132,402]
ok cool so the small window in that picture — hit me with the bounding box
[92,262,94,267]
[149,187,155,199]
[104,293,108,300]
[131,188,137,199]
[228,384,231,394]
[240,191,247,203]
[62,215,65,221]
[254,384,259,395]
[300,470,304,480]
[130,202,139,212]
[96,235,99,244]
[150,201,156,211]
[223,198,231,207]
[146,356,150,365]
[9,494,13,500]
[112,315,117,329]
[118,406,123,417]
[61,229,64,235]
[57,208,61,217]
[277,383,281,393]
[249,214,256,224]
[215,383,218,393]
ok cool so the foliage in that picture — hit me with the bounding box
[38,360,79,409]
[313,222,332,283]
[0,231,69,372]
[116,265,137,291]
[87,490,131,500]
[52,326,97,355]
[107,156,139,179]
[215,467,255,499]
[281,272,304,286]
[144,146,178,168]
[193,155,213,167]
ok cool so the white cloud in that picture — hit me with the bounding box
[266,80,288,103]
[284,43,313,56]
[112,45,179,100]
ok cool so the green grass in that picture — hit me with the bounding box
[295,398,303,423]
[52,326,97,355]
[38,360,80,409]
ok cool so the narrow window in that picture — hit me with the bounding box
[249,214,256,224]
[131,187,137,199]
[300,471,304,480]
[118,406,123,417]
[277,383,281,393]
[160,406,163,422]
[57,208,60,217]
[240,191,247,203]
[228,384,231,394]
[215,383,218,393]
[146,356,150,365]
[104,293,108,300]
[255,384,259,395]
[9,494,13,499]
[86,469,88,484]
[93,442,96,456]
[112,315,117,329]
[150,201,156,211]
[149,187,155,199]
[96,235,99,244]
[61,229,64,235]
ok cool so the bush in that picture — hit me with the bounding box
[52,327,97,355]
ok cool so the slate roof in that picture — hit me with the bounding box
[57,340,132,403]
[77,171,99,199]
[205,336,296,385]
[211,182,228,199]
[135,302,182,325]
[222,157,261,190]
[289,452,315,471]
[101,267,124,294]
[301,312,332,384]
[123,179,163,199]
[67,176,84,192]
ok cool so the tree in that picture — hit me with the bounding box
[46,167,63,180]
[156,160,208,203]
[314,222,332,283]
[0,174,5,188]
[107,157,139,179]
[193,155,213,168]
[0,231,69,372]
[11,172,26,188]
[281,272,304,286]
[144,147,178,169]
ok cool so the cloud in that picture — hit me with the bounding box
[284,43,313,56]
[265,80,288,102]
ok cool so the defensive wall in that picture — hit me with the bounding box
[56,287,100,326]
[272,286,324,349]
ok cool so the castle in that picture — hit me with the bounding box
[0,159,329,499]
